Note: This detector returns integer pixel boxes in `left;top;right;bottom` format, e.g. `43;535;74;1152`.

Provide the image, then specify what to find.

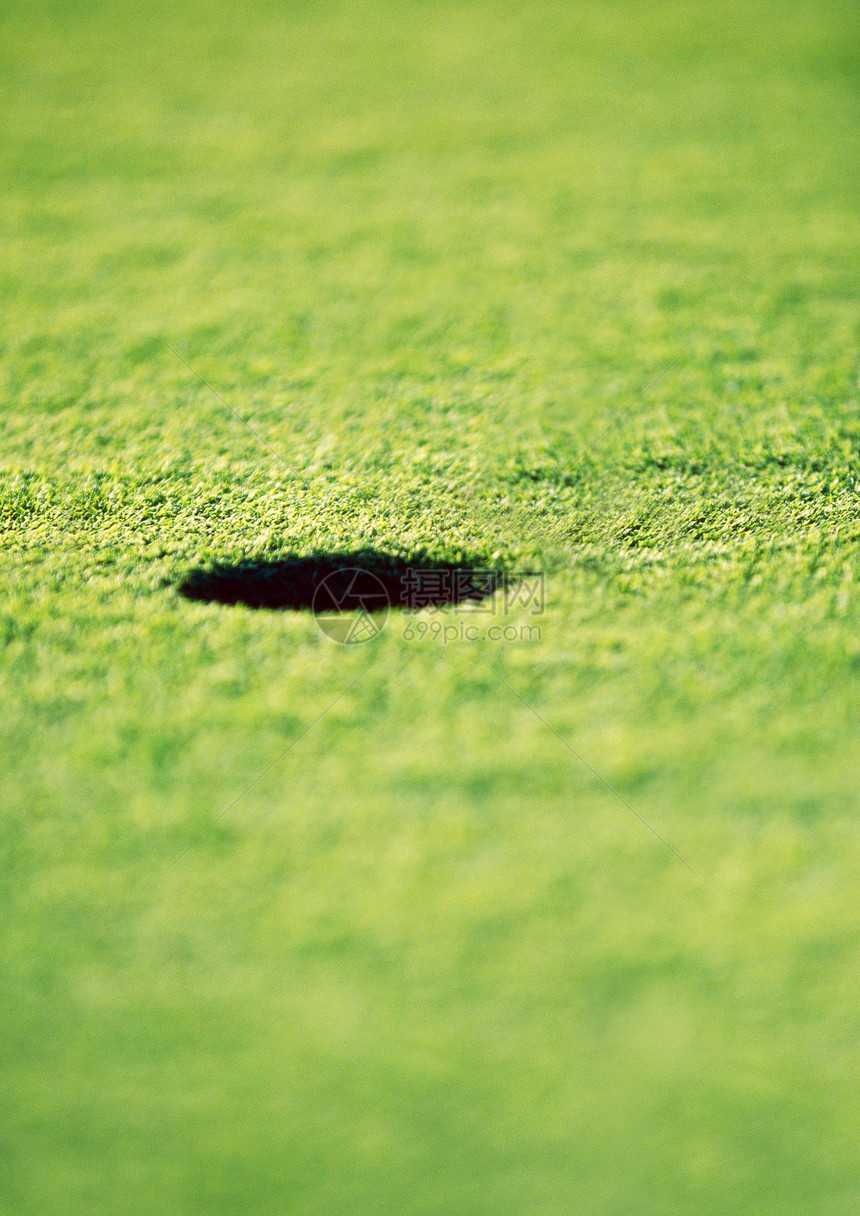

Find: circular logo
312;567;390;644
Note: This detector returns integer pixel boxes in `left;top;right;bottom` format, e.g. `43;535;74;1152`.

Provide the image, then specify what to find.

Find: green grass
2;0;860;1212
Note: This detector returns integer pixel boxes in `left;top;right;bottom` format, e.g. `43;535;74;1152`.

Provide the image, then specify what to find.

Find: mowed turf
1;1;859;1212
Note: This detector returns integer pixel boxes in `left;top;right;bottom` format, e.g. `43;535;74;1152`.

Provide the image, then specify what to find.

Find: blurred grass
1;1;860;1213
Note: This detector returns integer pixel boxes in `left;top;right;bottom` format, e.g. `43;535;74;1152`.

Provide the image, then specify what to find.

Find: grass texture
1;1;859;1212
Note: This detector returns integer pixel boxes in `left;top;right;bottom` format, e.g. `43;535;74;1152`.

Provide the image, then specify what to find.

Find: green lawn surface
1;1;859;1212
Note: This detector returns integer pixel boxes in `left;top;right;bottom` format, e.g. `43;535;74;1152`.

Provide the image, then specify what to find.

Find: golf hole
177;550;505;642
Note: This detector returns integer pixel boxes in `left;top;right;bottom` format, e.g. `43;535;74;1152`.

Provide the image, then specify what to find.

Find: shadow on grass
176;550;504;612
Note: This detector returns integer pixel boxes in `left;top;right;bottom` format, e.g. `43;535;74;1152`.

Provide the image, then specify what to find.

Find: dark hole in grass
176;550;506;612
